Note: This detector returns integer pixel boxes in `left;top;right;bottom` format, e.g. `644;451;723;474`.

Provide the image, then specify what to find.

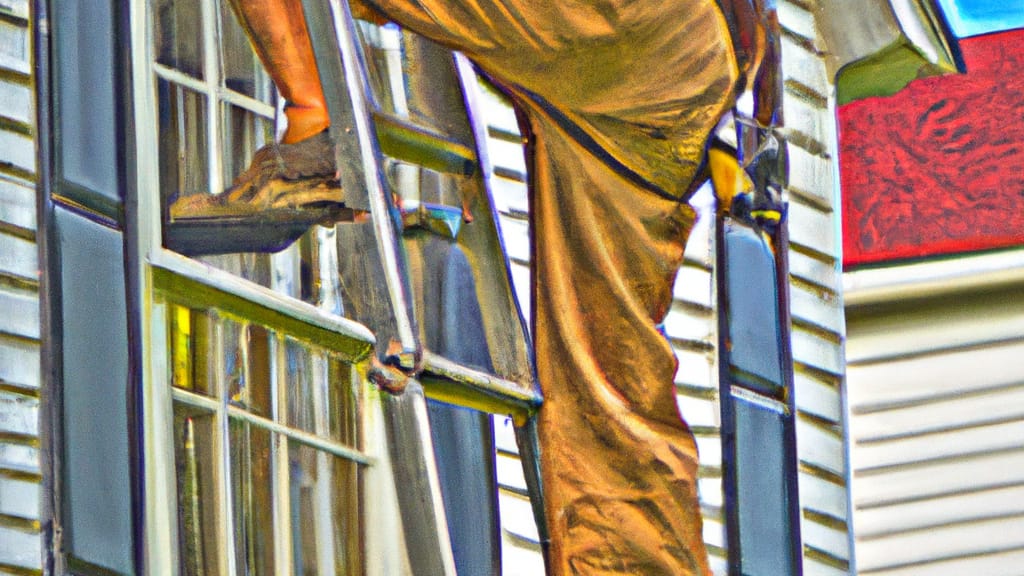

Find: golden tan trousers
364;0;741;569
360;1;739;573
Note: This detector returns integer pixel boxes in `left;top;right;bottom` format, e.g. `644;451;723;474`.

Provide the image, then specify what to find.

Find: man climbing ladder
191;0;774;573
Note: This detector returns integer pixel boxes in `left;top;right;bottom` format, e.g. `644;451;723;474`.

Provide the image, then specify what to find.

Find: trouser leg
227;0;328;143
528;115;711;576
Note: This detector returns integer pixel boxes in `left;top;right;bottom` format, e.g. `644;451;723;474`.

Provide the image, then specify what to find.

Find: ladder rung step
419;350;541;422
373;111;477;176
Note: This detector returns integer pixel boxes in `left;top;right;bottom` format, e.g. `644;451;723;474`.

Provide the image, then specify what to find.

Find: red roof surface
839;29;1024;267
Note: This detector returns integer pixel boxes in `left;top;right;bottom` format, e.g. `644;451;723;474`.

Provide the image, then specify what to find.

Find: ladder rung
418;350;541;423
373;111;478;176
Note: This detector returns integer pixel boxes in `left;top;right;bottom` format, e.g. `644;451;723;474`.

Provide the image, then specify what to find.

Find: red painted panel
839;30;1024;267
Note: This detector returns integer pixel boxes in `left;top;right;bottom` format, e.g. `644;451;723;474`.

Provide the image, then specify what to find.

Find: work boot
170;130;345;219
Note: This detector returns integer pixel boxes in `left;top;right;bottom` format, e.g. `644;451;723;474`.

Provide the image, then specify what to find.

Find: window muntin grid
161;299;367;575
144;0;370;572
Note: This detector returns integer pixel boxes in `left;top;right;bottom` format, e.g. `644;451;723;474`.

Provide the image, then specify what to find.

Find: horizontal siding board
0;524;41;570
856;484;1024;539
787;144;833;208
791;325;843;376
497;216;529;264
0;233;37;281
860;547;1024;576
673;266;713;308
498;489;539;543
783;88;829;150
778;0;818;44
0;391;36;438
0;0;29;20
0;474;38;520
845;295;1024;363
0;443;37;474
701;515;727;551
480;87;520;136
0;178;35;231
854;449;1024;508
698;476;724;508
796;417;845;476
0;291;38;340
0;129;33;175
788;249;839;292
0;18;30;76
856;514;1024;573
500;533;545;576
495;451;527;493
799;471;849;522
674;348;715;389
780;34;829;99
851;386;1024;443
803;557;850;576
0;336;37;389
694;432;722;468
790;282;842;336
788;196;836;258
801;518;850;561
0;77;31;126
794;370;842;424
663;303;713;343
675;392;719;429
488;174;528;215
848;339;1024;412
487;137;527;176
854;419;1024;471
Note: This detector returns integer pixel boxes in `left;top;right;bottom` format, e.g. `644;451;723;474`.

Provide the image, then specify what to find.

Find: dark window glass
733;396;797;576
57;207;133;574
153;0;205;78
56;0;119;200
158;80;210;207
725;222;783;396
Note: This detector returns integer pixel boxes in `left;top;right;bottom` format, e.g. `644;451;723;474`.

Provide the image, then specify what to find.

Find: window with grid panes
134;0;377;573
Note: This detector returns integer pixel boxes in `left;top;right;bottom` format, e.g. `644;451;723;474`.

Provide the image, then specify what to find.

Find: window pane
56;0;119;199
219;0;274;101
169;305;215;396
158;80;209;207
285;338;315;434
224;319;272;417
724;221;783;395
57;207;133;574
153;0;205;78
229;420;275;575
288;441;362;576
326;355;359;447
286;343;360;446
174;404;222;576
221;104;275;189
733;395;797;576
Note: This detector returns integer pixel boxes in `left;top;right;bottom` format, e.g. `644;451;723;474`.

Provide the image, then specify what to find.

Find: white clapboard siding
781;0;854;573
845;253;1024;575
0;1;42;574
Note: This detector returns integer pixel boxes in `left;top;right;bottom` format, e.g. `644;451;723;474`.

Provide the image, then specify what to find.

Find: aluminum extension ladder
297;1;548;573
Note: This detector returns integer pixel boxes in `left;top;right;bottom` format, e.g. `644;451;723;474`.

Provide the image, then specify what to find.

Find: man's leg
227;0;328;144
526;111;712;576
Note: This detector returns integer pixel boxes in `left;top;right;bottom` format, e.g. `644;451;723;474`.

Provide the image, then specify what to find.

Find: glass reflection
153;0;204;78
170;305;215;396
221;104;275;189
288;440;362;576
174;404;220;575
158;80;209;208
219;0;275;101
224;320;272;417
229;420;275;575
